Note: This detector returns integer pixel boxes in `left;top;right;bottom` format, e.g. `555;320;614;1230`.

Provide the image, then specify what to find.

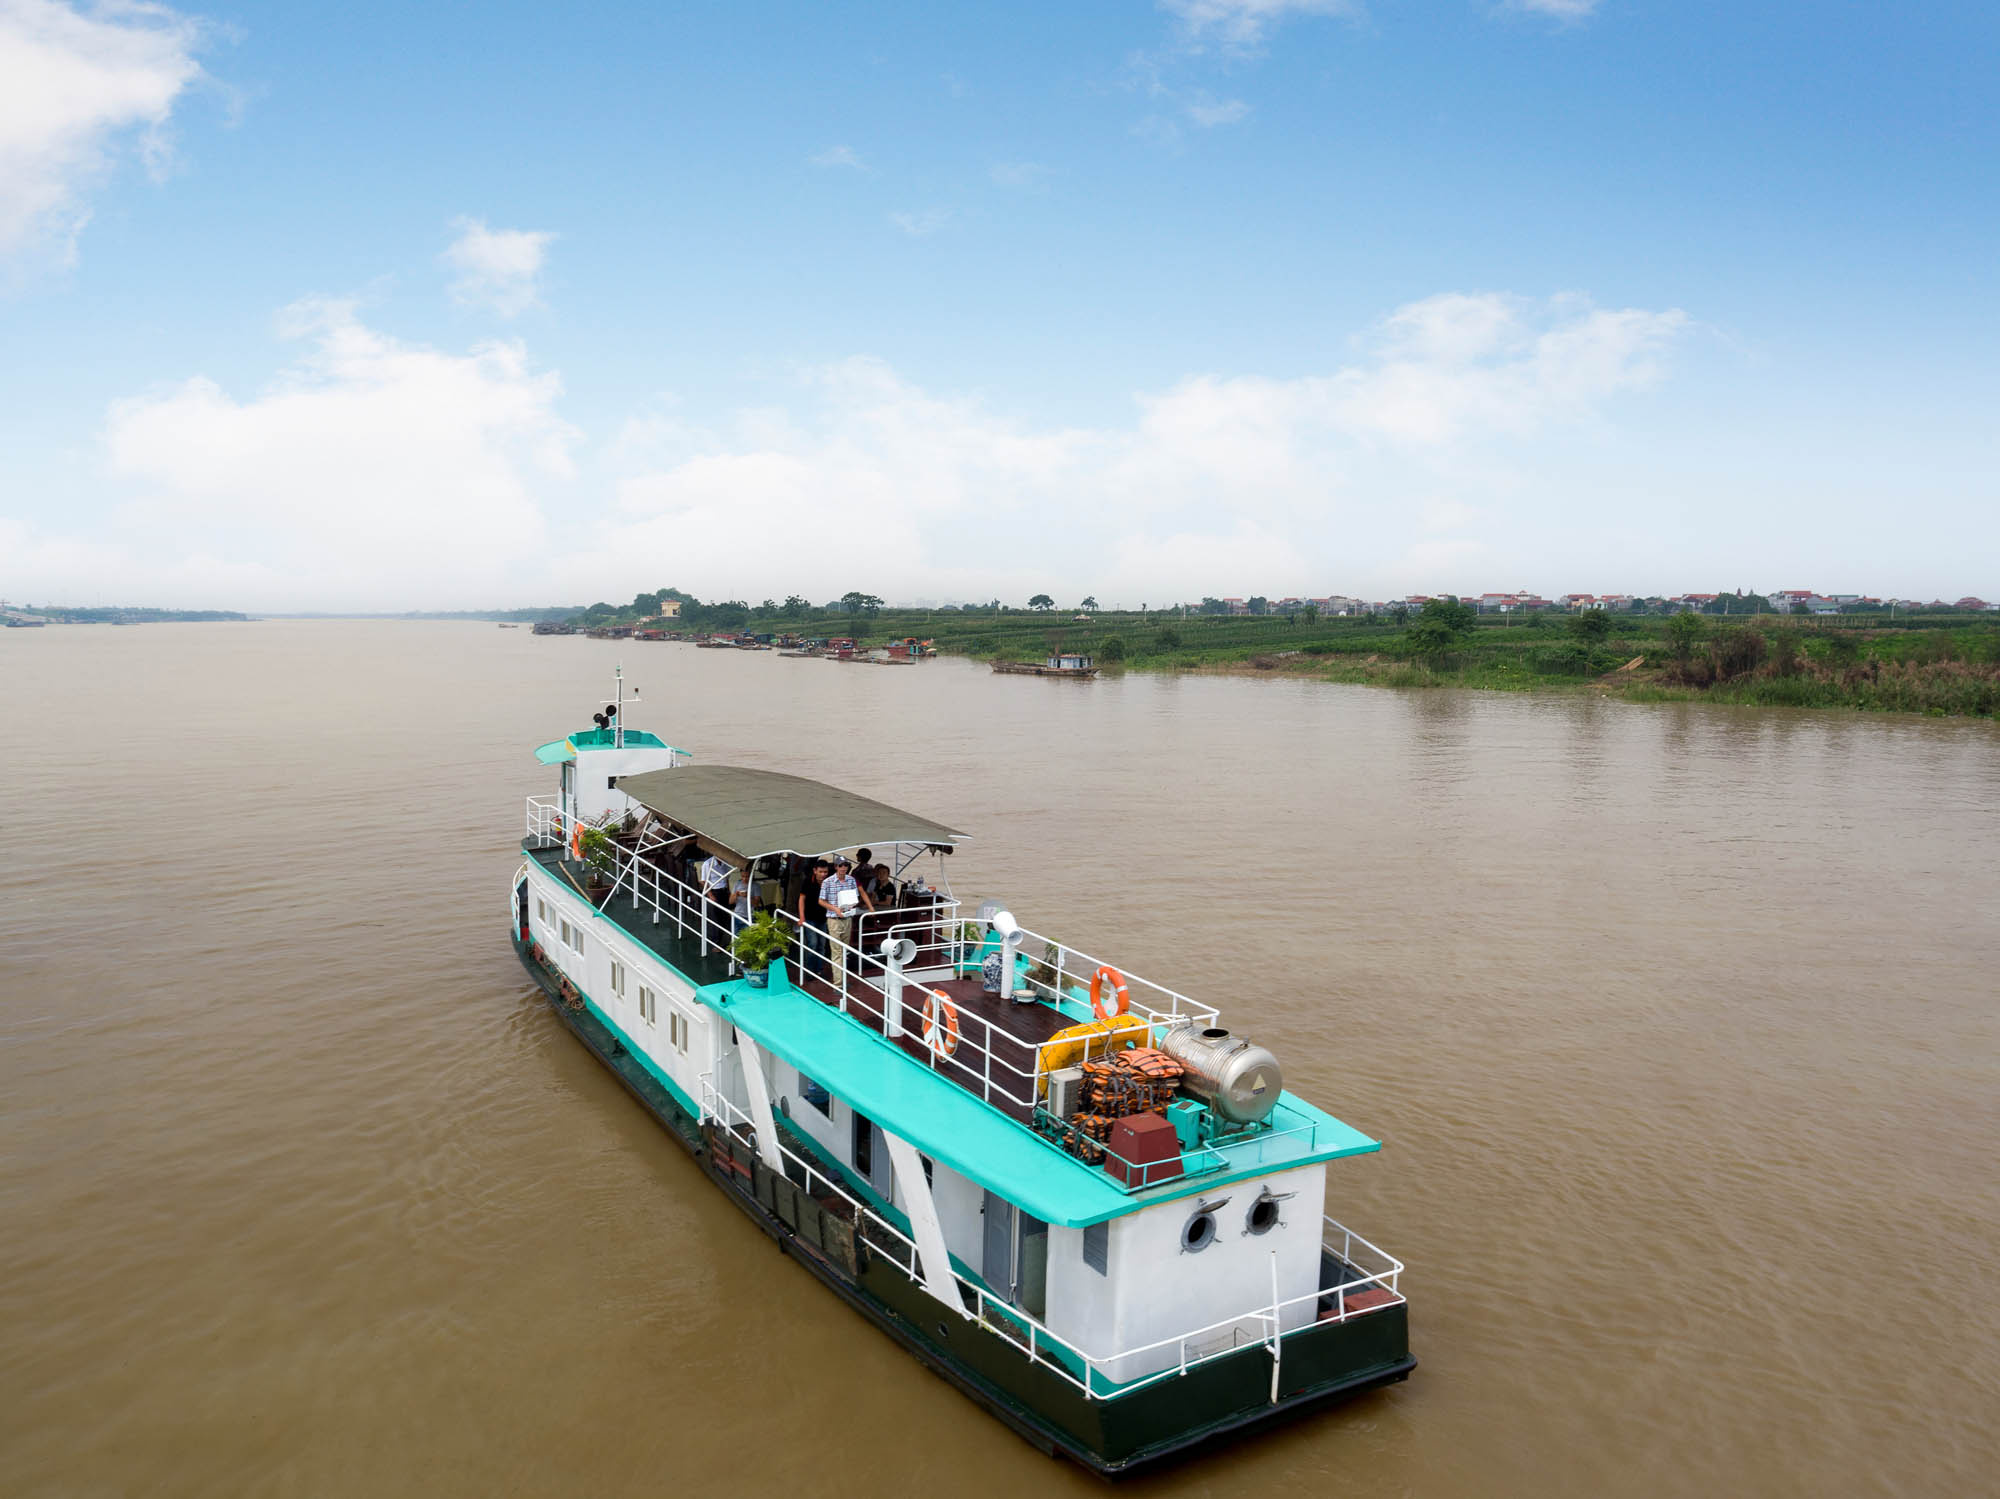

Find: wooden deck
792;971;1074;1121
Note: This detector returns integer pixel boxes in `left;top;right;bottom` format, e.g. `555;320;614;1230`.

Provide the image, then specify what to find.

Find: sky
1;0;1995;612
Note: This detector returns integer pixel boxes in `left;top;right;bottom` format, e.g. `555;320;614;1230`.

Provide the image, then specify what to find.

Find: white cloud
1510;0;1599;17
590;294;1686;602
86;299;576;609
15;289;1685;609
809;144;863;168
889;208;951;236
442;217;554;316
0;0;206;266
1186;94;1251;127
1161;0;1355;52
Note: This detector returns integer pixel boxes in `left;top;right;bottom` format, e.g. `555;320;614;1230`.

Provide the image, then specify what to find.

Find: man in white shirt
818;855;873;977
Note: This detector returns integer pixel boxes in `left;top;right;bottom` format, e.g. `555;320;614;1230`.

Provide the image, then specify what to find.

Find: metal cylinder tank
1156;1022;1283;1125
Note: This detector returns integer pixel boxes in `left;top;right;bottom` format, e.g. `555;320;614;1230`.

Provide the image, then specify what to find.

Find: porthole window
1181;1211;1218;1254
1246;1196;1281;1235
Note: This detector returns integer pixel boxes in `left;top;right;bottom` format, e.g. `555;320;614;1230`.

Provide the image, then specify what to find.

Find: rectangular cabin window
1082;1220;1108;1276
637;985;656;1027
559;919;573;951
536;897;547;924
852;1113;873;1181
798;1073;832;1116
610;960;626;998
668;1009;688;1053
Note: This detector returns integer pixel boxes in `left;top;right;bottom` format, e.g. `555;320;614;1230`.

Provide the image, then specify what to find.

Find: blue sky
2;0;1994;610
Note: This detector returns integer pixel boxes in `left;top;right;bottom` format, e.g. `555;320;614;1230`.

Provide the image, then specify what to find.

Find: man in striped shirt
818;855;874;977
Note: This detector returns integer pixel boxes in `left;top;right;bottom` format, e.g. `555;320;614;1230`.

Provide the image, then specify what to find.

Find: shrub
1570;609;1612;644
1155;627;1182;650
1098;636;1126;660
1711;625;1768;680
1767;625;1802;678
1666;610;1707;664
1530;641;1603;676
731;912;793;971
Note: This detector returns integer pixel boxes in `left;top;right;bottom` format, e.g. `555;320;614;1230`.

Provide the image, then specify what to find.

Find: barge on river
509;681;1412;1475
992;652;1098;678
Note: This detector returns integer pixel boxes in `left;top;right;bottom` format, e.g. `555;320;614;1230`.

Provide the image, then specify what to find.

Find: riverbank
545;597;2000;719
898;609;2000;719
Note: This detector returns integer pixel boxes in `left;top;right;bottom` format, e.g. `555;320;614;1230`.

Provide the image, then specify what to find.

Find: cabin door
981;1194;1048;1314
982;1191;1017;1303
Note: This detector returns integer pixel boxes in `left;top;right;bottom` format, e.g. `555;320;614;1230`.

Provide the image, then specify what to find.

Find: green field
865;608;2000;717
575;595;2000;719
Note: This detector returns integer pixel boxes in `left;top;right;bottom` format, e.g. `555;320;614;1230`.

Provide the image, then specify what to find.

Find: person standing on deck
795;857;832;981
819;856;873;977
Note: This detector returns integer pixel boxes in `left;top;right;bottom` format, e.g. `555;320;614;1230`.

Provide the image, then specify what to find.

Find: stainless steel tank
1156;1022;1283;1125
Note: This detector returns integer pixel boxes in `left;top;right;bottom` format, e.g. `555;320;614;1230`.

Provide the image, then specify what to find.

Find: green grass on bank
845;608;2000;718
586;602;2000;719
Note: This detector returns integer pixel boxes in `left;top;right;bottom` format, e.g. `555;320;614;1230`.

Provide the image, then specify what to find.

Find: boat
508;674;1413;1475
993;652;1098;679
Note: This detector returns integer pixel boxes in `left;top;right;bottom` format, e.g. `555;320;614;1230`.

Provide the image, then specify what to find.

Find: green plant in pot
731;912;792;988
578;825;619;891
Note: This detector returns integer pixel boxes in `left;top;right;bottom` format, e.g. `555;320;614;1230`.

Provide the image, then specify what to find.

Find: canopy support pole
736;1035;785;1174
883;1129;962;1312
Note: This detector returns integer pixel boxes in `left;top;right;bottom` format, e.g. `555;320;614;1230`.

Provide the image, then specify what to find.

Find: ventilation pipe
880;936;918;1040
991;909;1029;1005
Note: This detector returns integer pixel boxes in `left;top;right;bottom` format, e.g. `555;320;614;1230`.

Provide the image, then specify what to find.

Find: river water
2;621;1994;1497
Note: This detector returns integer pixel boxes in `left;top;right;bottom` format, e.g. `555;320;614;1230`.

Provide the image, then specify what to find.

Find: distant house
1955;597;1994;612
644;600;682;621
1222;597;1249;615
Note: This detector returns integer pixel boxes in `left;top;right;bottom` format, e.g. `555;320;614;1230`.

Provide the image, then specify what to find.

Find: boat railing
964;918;1222;1035
529;799;1307;1189
527;796;1217;1041
696;1075;1404;1399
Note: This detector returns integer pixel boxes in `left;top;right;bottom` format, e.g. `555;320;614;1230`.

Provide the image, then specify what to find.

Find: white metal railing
983;920;1221;1034
695;1076;1403;1401
526;795;1327;1192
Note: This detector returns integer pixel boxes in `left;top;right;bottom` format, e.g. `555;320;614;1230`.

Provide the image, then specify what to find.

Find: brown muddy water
2;621;1995;1498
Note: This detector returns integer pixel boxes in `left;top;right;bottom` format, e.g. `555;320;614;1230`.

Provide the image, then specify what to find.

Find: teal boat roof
702;972;1380;1229
534;728;683;763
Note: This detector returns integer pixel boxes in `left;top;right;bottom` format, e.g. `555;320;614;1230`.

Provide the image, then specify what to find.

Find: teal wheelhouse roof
703;973;1379;1229
534;728;681;763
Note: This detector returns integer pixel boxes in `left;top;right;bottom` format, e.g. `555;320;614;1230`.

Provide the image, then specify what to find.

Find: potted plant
731;912;793;988
579;825;619;896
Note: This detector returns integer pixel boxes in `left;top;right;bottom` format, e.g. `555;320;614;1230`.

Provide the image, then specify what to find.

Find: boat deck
525;843;737;987
527;838;1075;1118
791;970;1075;1121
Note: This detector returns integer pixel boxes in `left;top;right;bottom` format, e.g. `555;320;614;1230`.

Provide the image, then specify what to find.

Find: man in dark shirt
795;856;832;981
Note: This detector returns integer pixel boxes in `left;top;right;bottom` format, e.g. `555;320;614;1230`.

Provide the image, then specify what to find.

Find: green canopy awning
614;764;966;861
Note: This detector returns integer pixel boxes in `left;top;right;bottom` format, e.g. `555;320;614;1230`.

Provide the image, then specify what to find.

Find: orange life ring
1090;965;1131;1022
921;990;961;1058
